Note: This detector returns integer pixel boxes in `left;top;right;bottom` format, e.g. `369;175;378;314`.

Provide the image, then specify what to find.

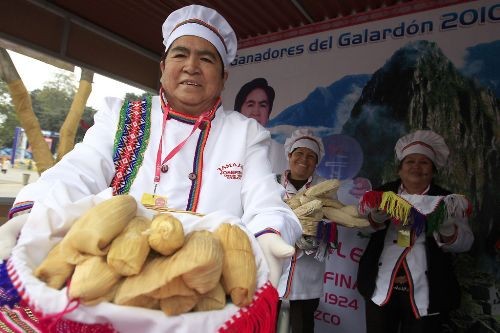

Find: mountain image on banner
341;39;499;240
267;74;370;130
460;40;500;98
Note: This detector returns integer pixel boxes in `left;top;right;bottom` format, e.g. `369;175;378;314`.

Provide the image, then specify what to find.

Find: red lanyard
153;93;216;193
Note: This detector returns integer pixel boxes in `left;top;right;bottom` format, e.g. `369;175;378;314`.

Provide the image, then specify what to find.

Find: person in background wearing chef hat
275;128;327;333
357;129;474;333
0;4;302;329
234;78;288;174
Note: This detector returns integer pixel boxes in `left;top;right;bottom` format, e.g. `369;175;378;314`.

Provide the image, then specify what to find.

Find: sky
7;50;146;110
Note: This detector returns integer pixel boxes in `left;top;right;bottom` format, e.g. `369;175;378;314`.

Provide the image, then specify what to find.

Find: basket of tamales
6;188;276;333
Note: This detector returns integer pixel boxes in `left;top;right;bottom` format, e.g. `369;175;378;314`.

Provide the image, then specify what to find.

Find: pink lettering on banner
328;241;365;263
314;310;341;326
323;272;357;290
323;292;360;310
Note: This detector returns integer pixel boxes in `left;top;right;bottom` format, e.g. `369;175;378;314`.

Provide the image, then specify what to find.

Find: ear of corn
194;283;226;311
298;194;317;205
304;179;340;197
34;242;75;290
69;256;122;304
323;207;369;228
168;231;223;294
318;197;344;209
285;195;302;209
339;205;360;217
148;213;184;256
61;195;137;265
107;216;151;276
160;295;199;316
214;223;256;307
293;199;323;217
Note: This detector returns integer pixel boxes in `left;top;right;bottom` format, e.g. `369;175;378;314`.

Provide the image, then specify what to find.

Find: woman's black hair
234;78;275;113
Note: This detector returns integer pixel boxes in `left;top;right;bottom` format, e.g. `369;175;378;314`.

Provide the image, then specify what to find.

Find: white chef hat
162;5;237;68
284;129;325;163
395;130;449;168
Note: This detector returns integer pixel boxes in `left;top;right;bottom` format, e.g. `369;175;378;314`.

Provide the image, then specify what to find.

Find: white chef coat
277;171;327;300
14;96;301;246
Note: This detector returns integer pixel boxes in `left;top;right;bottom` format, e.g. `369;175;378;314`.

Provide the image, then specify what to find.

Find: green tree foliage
29;73;96;143
0;80;19;147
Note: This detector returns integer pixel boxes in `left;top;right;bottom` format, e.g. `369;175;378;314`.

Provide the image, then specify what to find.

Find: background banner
223;1;500;332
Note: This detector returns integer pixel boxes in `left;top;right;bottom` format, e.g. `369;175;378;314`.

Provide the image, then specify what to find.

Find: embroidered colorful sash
110;96;151;195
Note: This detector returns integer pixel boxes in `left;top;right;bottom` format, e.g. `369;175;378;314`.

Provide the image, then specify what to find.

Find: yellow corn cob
160;295;199;316
34;242;75;290
194;283;226;312
61;195;137;265
293;199;323;217
304;179;341;197
167;230;223;294
107;216;151;276
214;223;257;307
323;207;369;228
148;213;185;256
69;256;122;305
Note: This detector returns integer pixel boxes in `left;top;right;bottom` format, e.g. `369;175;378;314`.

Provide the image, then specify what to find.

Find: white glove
439;219;456;237
257;233;295;288
0;214;29;261
369;209;390;223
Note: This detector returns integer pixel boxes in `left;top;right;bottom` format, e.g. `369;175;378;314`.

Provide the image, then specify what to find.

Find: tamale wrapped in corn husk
69;256;122;305
61;195;137;265
114;256;173;306
147;213;184;256
193;283;226;312
214;223;256;307
34;242;75;289
146;276;197;299
167;230;223;294
107;216;151;276
160;295;199;316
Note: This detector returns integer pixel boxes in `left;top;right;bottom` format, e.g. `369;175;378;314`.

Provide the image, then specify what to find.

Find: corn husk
147;213;184;256
107;216;151;276
194;283;226;312
318;197;344;209
167;230;223;294
340;205;360;217
69;256;122;304
61;195;137;265
160;295;199;316
285;195;302;209
146;276;197;299
114;255;173;306
299;216;322;236
34;242;75;289
304;179;341;197
323;206;369;228
214;224;256;307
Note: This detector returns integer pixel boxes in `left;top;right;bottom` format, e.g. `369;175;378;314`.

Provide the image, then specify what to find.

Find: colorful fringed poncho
359;191;472;236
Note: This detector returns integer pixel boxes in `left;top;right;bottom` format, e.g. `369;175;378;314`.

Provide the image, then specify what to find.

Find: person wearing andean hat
275;128;327;333
234;78;288;174
357;130;474;333
0;4;301;330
